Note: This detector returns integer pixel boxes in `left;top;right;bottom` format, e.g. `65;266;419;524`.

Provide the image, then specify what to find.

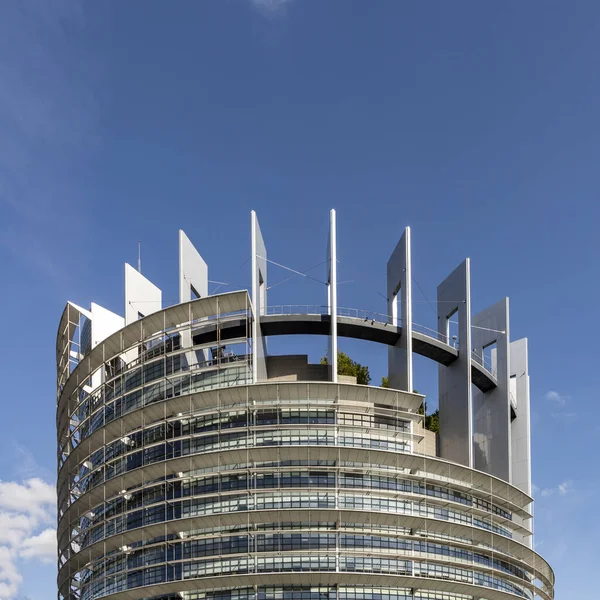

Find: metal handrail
471;351;497;379
264;305;499;380
265;304;328;316
412;322;449;345
337;306;391;323
265;305;450;345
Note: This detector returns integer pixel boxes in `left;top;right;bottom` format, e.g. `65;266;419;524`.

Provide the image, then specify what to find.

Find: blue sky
0;0;598;597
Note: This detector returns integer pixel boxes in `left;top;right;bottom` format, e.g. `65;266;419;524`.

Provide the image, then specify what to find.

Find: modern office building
56;212;554;600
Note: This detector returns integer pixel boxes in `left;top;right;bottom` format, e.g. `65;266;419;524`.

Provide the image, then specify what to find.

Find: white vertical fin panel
178;230;208;303
437;259;473;468
90;303;124;389
178;230;209;368
251;211;268;382
386;226;413;391
510;337;532;548
124;263;162;326
472;298;511;482
510;338;532;495
90;303;124;349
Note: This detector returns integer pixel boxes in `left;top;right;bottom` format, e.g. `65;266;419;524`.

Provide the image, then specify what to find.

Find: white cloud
20;529;57;563
0;547;21;600
0;478;56;519
545;390;569;405
551;411;577;419
0;513;38;547
0;479;56;599
558;481;570;495
540;480;572;498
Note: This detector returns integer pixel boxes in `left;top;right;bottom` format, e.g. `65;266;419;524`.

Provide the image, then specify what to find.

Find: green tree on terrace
320;351;371;385
425;409;440;433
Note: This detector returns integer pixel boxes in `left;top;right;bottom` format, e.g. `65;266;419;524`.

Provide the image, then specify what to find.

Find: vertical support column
437;259;472;467
251;211;268;383
178;230;209;367
327;209;338;382
472;298;511;482
510;338;531;495
386;226;413;391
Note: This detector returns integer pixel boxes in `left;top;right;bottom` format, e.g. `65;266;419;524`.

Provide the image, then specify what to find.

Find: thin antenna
138;240;141;273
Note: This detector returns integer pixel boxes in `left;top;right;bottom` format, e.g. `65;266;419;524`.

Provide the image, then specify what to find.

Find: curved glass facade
56;295;554;600
73;464;515;552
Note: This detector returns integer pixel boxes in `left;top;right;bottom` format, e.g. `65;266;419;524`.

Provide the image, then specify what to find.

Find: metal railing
471;351;497;379
412;322;449;345
337;306;391;323
264;305;498;380
265;304;328;316
265;305;449;345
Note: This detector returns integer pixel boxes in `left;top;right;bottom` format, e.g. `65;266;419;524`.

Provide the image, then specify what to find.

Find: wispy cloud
551;411;577;419
539;480;572;498
0;478;56;599
545;390;569;405
558;481;571;495
12;444;53;481
250;0;295;17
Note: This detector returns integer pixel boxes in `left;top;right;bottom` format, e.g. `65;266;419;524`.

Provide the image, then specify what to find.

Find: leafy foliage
320;351;371;385
425;409;440;433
